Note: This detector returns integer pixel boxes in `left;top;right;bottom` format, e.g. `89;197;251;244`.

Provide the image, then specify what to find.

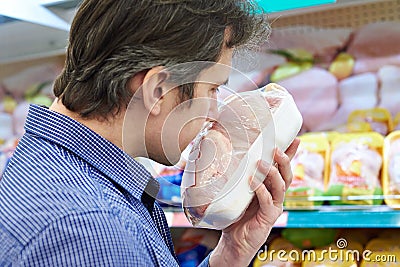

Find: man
0;0;299;266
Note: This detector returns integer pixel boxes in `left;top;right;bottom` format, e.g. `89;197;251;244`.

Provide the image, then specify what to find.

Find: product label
335;161;367;188
337;176;368;189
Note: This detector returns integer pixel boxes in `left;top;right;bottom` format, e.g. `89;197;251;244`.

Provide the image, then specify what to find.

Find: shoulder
7;132;93;183
0;133;106;247
17;211;154;266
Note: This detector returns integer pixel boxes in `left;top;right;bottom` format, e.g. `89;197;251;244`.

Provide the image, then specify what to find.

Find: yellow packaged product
346;121;372;133
325;132;384;205
253;238;302;267
365;239;400;252
382;131;400;208
348;108;393;135
270;238;302;264
394;113;400;131
301;249;357;267
362;238;400;266
360;251;400;267
302;132;339;144
285;134;329;207
253;255;300;267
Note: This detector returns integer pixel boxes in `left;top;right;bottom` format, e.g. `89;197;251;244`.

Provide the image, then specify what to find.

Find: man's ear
140;66;169;116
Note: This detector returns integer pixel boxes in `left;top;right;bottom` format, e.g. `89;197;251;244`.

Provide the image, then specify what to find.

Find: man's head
53;0;269;164
54;0;268;118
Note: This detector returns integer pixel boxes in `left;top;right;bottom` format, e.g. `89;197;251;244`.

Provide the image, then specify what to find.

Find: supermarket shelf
284;208;400;229
267;0;400;29
267;0;389;19
164;207;400;229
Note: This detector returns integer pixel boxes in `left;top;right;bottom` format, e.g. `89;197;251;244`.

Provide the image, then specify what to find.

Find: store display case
1;0;400;266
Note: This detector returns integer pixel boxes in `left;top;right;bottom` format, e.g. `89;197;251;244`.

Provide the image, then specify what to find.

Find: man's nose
206;98;219;122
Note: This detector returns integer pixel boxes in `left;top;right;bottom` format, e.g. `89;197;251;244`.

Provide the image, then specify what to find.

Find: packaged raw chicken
277;67;338;132
267;26;352;63
347;108;393;136
285;134;329;208
327;72;378;131
343;121;372;133
382;131;400;208
181;83;303;230
326;133;384;205
347;21;400;59
378;65;400;117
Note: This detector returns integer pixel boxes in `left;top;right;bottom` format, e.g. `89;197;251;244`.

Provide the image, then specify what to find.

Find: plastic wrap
285;134;328;207
388;139;400;193
383;131;400;208
330;143;381;188
347;108;392;135
326;133;384;205
181;83;303;230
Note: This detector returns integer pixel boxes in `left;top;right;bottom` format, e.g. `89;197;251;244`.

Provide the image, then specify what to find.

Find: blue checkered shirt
0;105;211;266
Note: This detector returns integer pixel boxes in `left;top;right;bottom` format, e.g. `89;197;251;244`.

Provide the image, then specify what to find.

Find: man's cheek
179;118;205;151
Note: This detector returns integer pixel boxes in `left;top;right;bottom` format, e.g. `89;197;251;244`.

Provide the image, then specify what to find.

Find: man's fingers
254;138;300;203
285;138;300;160
254;181;273;217
274;148;293;191
250;161;270;191
272;138;300;190
257;161;286;205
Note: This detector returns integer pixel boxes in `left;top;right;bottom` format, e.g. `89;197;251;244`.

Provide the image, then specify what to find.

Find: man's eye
211;87;220;94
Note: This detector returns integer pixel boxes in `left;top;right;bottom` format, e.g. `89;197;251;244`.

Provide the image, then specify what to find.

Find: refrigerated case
1;0;400;266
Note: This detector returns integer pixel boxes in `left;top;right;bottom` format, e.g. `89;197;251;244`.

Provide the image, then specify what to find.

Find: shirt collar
24;104;159;201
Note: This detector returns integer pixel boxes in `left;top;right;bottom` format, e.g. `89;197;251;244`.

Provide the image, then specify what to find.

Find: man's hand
209;138;300;267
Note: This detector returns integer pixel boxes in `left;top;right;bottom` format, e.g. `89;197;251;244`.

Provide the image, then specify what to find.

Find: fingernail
277;148;284;157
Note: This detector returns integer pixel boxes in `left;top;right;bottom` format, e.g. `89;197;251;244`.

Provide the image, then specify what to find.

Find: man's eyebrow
205;78;229;86
220;79;229;86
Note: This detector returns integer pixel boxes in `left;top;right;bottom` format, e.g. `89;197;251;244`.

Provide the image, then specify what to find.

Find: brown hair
54;0;269;120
